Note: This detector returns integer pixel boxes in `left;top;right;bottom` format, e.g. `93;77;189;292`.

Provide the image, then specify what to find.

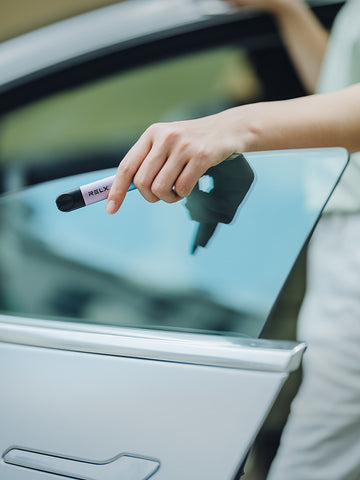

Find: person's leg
267;214;360;480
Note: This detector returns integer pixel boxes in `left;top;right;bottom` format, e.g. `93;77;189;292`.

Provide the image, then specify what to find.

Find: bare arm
234;84;360;152
224;0;330;93
106;83;360;214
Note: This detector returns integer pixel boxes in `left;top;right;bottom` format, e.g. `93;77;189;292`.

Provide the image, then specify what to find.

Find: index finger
106;132;153;214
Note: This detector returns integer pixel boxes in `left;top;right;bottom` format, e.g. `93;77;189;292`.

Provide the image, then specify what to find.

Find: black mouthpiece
56;189;85;212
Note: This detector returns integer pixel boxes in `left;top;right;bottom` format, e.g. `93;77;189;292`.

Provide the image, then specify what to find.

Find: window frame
0;1;343;116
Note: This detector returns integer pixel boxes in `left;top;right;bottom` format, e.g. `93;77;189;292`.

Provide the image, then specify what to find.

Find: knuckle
175;180;191;198
152;177;177;199
133;175;149;191
195;145;212;164
158;125;181;147
177;139;191;154
118;161;133;177
151;182;167;198
146;122;161;135
165;127;180;142
138;187;159;204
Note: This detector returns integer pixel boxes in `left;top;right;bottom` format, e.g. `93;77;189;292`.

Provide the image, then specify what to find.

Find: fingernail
106;200;117;214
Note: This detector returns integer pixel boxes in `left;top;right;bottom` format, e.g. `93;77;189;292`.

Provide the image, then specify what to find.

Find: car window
0;41;348;337
0;149;348;337
0;45;262;191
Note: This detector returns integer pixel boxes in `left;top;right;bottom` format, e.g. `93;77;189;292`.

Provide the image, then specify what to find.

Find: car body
0;1;346;479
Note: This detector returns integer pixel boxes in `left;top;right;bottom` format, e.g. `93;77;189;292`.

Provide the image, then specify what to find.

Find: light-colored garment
317;0;360;213
267;214;360;480
267;2;360;479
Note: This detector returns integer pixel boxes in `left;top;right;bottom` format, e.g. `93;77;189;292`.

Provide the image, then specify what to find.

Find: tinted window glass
0;149;348;337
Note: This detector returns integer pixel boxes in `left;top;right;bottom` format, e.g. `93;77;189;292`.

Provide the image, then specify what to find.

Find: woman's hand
106;112;245;214
106;82;360;215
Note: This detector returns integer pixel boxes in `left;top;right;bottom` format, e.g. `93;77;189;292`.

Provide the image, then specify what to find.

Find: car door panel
0;322;302;480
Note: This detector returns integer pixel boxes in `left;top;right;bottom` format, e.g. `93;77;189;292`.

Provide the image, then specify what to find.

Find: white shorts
267;213;360;480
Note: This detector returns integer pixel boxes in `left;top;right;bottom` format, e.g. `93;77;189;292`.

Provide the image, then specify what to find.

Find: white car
0;1;346;479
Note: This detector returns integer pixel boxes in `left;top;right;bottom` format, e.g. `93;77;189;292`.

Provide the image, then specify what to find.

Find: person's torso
316;0;360;213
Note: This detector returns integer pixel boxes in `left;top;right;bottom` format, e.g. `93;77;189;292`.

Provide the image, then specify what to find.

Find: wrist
215;104;263;154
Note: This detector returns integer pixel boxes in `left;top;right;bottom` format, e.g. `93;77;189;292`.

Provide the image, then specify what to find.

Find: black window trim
0;1;342;116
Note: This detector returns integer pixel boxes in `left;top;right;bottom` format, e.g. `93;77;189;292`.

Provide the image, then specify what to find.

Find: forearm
225;83;360;153
107;84;360;213
269;0;329;93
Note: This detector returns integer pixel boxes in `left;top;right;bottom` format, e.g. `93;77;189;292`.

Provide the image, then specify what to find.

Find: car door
0;2;348;479
0;322;303;480
0;146;348;480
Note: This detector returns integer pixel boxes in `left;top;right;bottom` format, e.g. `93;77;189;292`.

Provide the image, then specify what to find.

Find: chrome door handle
3;448;160;480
